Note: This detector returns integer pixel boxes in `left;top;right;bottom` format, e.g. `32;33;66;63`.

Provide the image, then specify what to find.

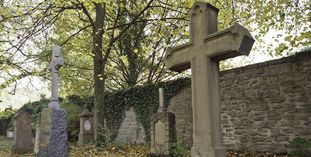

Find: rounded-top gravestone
11;110;33;154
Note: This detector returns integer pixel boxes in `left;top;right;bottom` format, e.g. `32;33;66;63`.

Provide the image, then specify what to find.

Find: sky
0;76;49;110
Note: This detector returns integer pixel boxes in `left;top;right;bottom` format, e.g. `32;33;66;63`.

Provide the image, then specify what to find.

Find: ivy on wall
11;77;190;143
103;77;191;143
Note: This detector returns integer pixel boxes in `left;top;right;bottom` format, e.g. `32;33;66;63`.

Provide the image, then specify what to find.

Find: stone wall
220;52;311;152
167;86;192;148
167;52;311;152
115;107;145;144
116;52;311;152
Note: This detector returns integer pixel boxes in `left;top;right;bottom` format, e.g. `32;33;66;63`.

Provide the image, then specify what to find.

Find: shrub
289;137;311;157
0;107;15;135
21;95;49;135
61;100;83;142
170;138;190;157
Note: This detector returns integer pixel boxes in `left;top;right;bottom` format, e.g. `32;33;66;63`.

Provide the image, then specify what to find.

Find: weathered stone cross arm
165;23;255;72
48;45;64;109
48;46;64;72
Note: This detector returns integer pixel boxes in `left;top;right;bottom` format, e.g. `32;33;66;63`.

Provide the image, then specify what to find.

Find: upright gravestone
165;2;254;157
36;45;68;157
11;110;33;154
34;113;41;154
150;88;176;156
78;109;94;145
6;127;13;139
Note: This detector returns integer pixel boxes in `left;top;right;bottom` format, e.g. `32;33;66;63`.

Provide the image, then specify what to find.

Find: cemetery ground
0;135;301;157
0;136;149;157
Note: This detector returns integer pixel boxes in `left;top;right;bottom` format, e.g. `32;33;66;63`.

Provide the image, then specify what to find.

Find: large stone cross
48;45;64;109
165;2;254;157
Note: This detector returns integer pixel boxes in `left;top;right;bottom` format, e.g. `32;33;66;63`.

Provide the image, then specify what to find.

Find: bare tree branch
78;0;95;28
61;24;92;46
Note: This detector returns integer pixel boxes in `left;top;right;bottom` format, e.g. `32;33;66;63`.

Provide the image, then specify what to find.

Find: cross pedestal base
36;108;68;157
48;101;60;109
191;145;226;157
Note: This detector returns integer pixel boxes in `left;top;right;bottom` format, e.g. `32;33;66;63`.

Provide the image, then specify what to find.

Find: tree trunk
92;3;105;143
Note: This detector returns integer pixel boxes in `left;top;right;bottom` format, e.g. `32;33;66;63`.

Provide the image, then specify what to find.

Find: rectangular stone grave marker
155;121;166;144
11;110;33;154
36;45;68;157
165;2;255;157
150;113;175;156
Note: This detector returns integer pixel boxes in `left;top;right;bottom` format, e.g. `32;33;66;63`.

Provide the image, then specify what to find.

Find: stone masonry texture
167;86;192;148
116;107;145;144
117;52;311;153
167;52;311;152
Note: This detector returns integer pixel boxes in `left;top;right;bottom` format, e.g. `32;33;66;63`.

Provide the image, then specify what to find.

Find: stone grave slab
11;110;33;154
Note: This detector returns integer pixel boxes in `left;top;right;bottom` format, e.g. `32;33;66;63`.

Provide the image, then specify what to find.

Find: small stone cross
48;45;64;109
165;2;254;157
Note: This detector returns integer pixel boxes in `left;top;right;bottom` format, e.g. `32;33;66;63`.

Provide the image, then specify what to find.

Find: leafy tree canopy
0;0;310;95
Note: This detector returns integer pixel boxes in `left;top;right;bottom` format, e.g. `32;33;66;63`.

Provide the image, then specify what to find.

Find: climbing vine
103;77;191;143
16;78;190;143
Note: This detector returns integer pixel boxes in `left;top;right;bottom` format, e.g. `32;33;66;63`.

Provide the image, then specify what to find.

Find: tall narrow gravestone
78;110;94;145
150;88;176;156
165;2;254;157
36;45;68;157
11;110;33;154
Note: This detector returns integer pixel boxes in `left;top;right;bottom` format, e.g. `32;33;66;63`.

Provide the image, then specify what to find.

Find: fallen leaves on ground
69;144;149;157
0;136;295;157
227;150;291;157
